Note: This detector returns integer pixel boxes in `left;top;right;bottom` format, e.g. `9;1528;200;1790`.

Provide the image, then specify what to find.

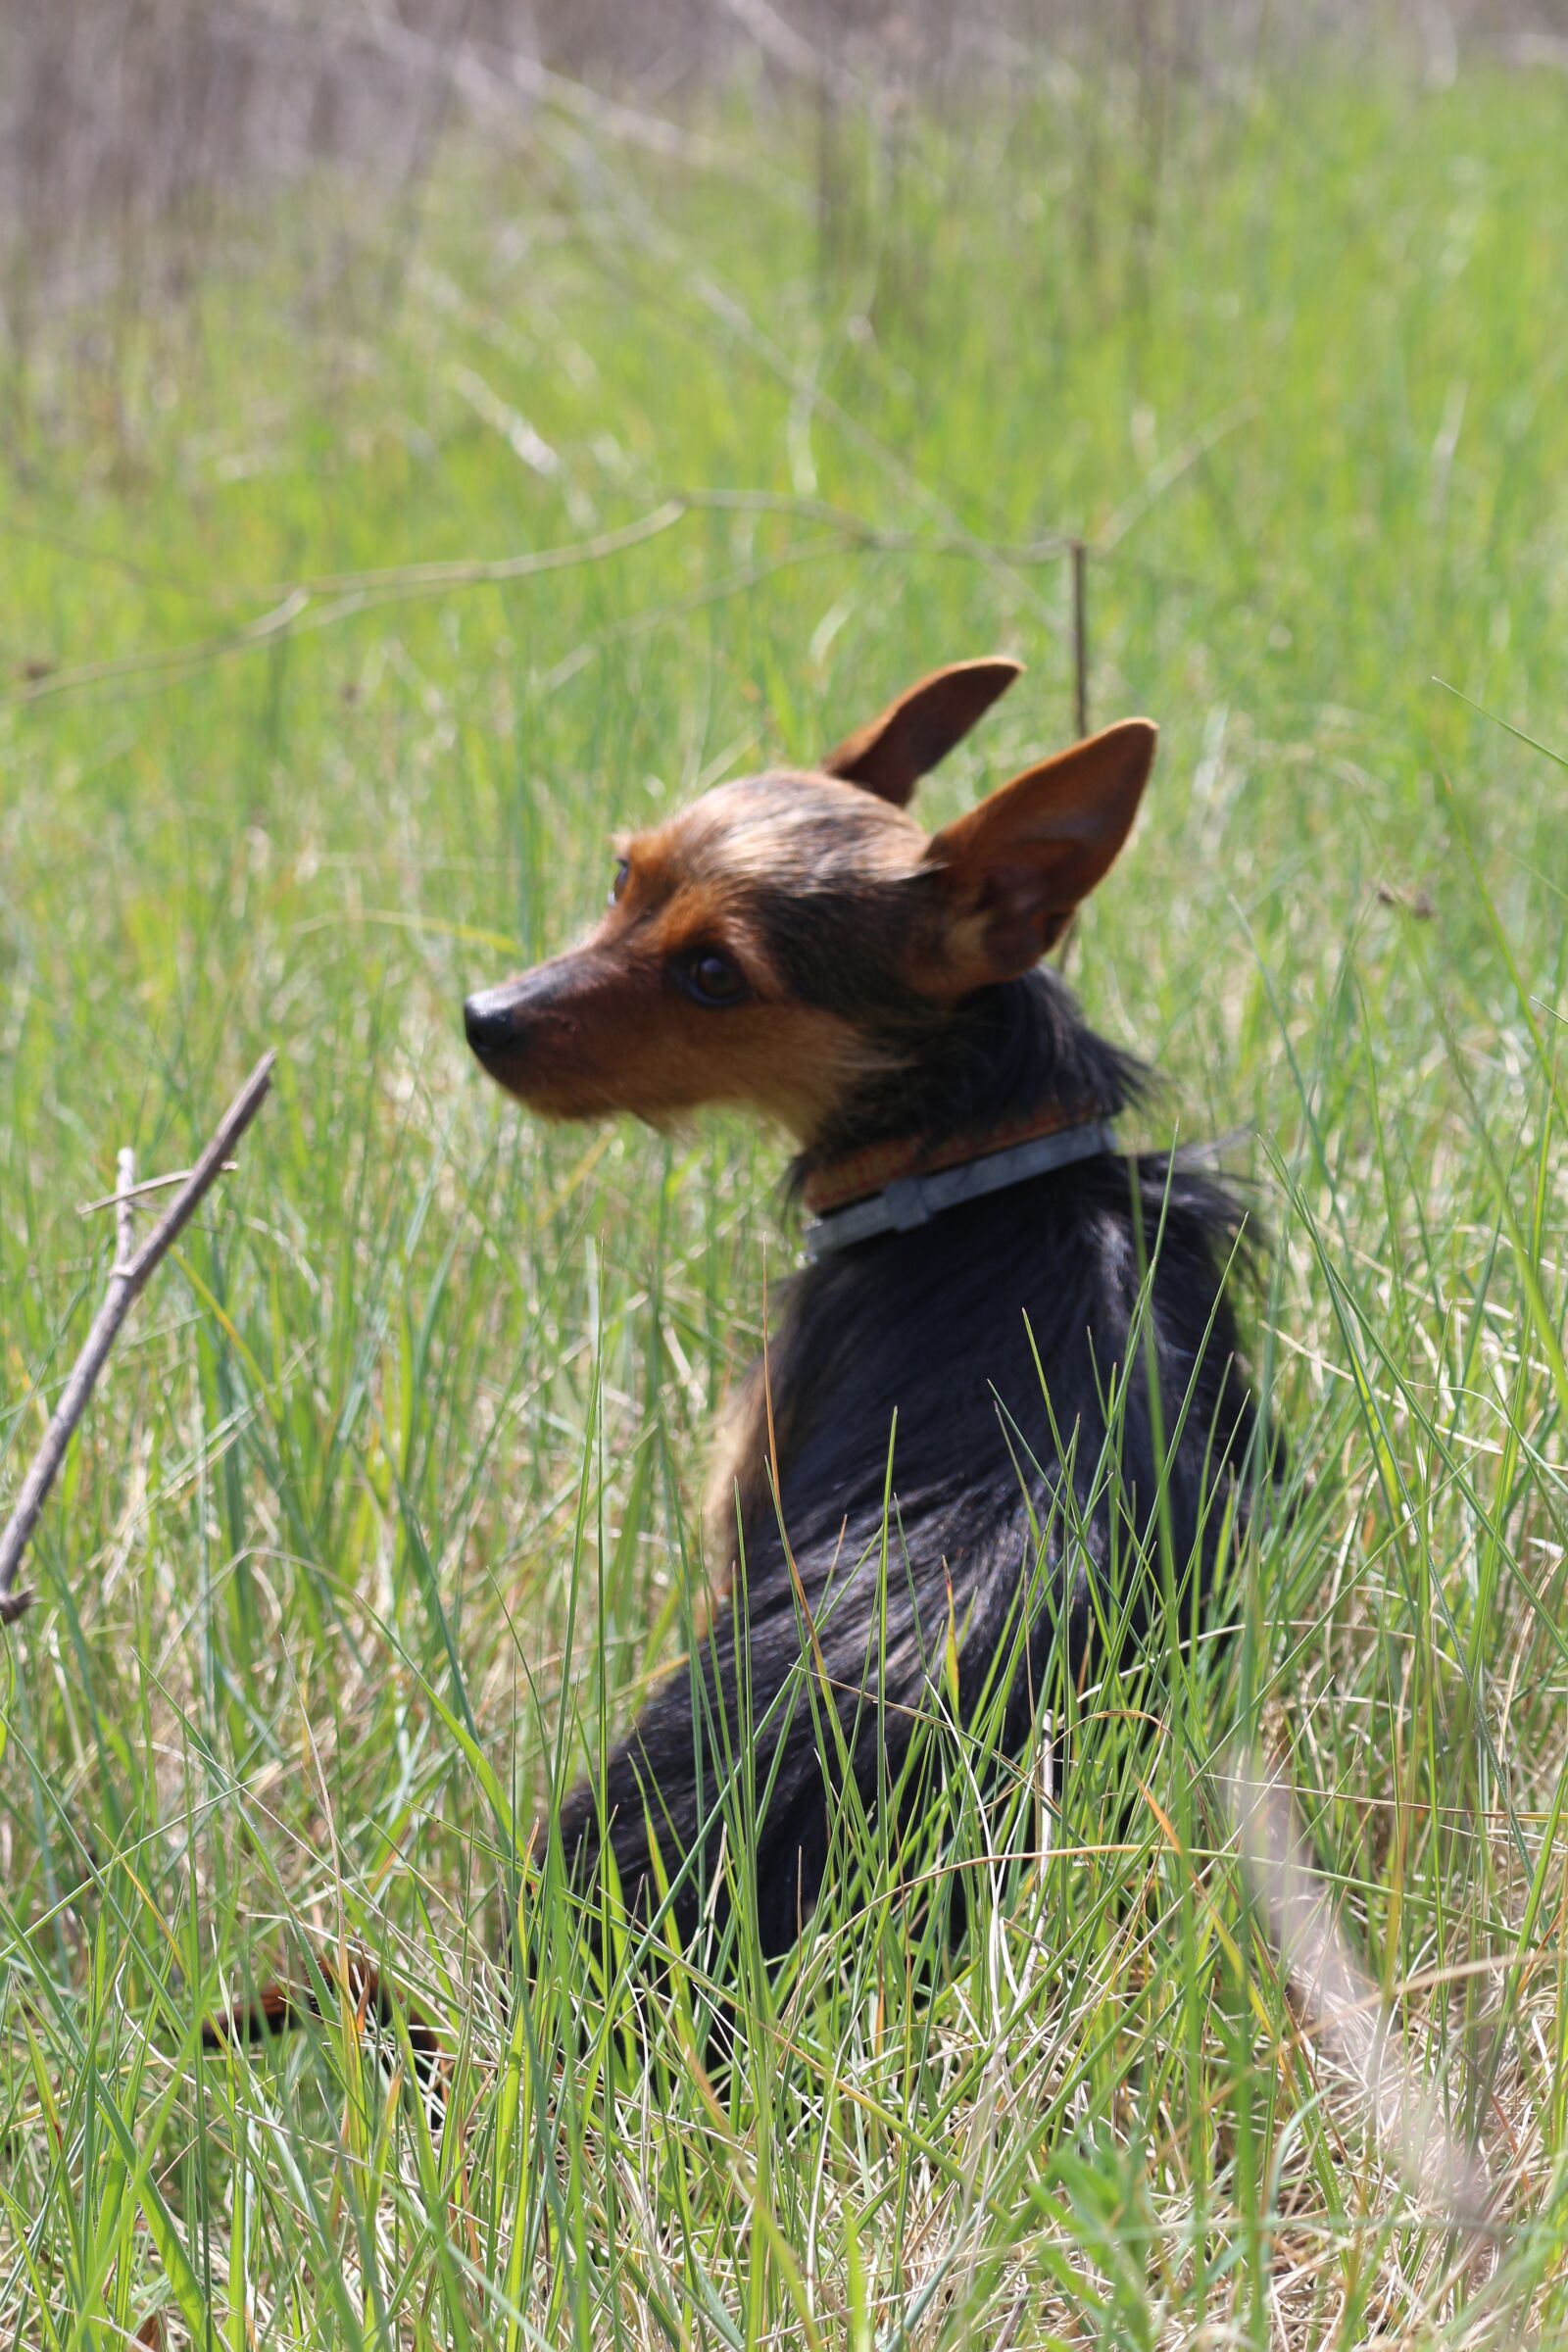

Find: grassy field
2;51;1567;2350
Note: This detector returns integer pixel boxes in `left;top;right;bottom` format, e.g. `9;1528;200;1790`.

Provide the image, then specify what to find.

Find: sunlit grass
2;55;1566;2349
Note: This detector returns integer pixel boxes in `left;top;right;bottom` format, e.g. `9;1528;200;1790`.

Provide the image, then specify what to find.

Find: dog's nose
464;990;521;1058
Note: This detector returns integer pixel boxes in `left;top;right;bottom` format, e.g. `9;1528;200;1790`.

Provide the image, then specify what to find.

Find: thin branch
3;506;687;708
1;495;1094;716
78;1162;237;1217
1070;539;1090;738
113;1148;136;1277
78;1156;237;1213
671;486;1077;560
6;590;309;709
1227;1746;1496;2255
0;1053;275;1625
262;498;688;602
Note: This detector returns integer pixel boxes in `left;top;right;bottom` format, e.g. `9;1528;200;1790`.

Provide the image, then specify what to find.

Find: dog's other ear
821;657;1023;807
920;718;1156;993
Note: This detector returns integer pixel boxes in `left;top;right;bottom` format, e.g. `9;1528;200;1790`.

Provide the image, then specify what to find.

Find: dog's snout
464;989;523;1058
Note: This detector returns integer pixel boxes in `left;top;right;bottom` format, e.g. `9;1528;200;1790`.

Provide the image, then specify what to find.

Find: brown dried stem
0;1052;275;1625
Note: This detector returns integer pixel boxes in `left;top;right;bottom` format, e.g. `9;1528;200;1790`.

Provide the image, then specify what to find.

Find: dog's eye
675;948;749;1007
610;857;630;905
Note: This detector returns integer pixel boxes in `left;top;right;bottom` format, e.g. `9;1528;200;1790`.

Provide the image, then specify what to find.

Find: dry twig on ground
0;1052;275;1625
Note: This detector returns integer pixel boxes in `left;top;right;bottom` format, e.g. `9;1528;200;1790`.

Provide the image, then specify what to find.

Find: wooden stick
0;1052;275;1624
78;1162;236;1218
114;1147;136;1278
1070;539;1090;740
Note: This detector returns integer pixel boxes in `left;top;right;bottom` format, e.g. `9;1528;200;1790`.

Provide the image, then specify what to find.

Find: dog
204;656;1267;2080
463;656;1266;1960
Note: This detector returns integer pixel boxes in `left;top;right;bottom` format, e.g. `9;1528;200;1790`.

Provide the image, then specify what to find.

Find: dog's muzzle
463;988;525;1061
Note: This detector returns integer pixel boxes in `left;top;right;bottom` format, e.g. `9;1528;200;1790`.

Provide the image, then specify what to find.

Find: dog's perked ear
820;656;1023;807
919;717;1156;994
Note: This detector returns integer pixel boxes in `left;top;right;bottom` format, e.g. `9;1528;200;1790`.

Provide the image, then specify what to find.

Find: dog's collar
801;1103;1117;1260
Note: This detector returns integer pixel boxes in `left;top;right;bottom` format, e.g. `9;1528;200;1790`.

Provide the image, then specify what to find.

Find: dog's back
466;662;1269;1955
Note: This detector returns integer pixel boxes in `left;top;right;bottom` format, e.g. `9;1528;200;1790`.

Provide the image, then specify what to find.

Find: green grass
3;52;1568;2349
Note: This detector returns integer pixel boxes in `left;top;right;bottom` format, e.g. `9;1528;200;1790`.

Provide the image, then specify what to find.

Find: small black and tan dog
207;657;1266;2080
465;656;1264;1959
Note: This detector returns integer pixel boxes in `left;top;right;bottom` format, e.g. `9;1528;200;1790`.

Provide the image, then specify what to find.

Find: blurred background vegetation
4;1;1568;345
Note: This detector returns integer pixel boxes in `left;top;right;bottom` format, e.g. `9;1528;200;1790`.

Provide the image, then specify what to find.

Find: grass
2;48;1567;2349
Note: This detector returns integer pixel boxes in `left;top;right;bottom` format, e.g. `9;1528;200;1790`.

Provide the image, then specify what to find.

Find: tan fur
480;958;891;1135
700;1334;828;1608
471;714;1155;1142
481;800;915;1138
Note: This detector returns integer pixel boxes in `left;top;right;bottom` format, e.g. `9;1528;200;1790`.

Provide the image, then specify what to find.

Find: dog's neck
802;1097;1113;1222
789;967;1145;1204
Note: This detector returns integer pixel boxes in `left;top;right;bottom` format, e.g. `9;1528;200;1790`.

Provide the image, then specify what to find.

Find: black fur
557;967;1266;1957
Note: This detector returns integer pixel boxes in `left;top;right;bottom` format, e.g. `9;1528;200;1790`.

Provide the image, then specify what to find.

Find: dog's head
464;659;1155;1146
